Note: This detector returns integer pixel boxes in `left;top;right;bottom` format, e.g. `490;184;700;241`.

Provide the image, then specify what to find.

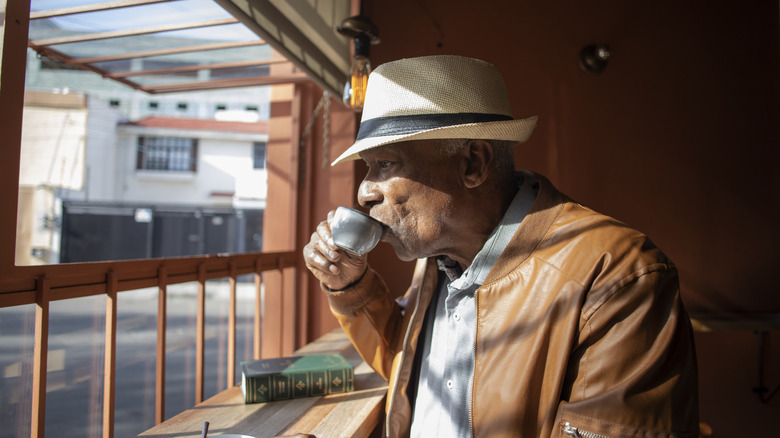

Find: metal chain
299;91;331;169
321;92;330;169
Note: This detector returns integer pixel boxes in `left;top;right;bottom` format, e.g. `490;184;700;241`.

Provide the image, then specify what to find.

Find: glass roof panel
39;23;261;59
91;44;273;73
27;0;305;94
30;0;232;34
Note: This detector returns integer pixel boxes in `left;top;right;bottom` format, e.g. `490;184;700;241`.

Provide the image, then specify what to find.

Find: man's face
358;140;465;261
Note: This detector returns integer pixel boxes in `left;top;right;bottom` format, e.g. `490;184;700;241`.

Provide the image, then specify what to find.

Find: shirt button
453;312;461;321
446;380;454;389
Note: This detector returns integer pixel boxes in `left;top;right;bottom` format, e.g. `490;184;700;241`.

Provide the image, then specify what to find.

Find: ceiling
27;0;351;95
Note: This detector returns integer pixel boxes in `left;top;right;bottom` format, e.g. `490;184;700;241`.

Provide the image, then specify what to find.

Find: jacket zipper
469;290;479;437
386;260;428;437
562;422;610;438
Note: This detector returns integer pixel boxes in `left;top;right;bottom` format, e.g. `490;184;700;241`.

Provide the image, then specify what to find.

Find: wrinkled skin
304;139;511;291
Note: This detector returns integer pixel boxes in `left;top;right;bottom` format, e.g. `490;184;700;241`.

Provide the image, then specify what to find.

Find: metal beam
112;58;287;78
70;40;266;65
30;17;239;46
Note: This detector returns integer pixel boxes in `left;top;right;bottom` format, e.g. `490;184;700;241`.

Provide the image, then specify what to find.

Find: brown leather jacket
325;172;699;438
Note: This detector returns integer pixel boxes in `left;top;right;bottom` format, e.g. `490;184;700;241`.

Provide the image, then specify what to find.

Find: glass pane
16;20;271;265
0;304;36;438
30;0;233;38
19;0;273;266
115;287;159;436
45;295;106;438
164;282;198;418
37;23;262;59
202;277;258;399
235;277;259;381
204;279;226;400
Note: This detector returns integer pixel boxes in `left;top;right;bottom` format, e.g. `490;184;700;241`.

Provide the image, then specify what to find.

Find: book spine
243;367;355;403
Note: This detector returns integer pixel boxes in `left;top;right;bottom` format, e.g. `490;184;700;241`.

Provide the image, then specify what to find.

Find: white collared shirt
410;173;538;438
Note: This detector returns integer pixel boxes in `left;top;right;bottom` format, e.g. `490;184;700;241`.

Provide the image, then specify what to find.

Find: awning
27;0;351;96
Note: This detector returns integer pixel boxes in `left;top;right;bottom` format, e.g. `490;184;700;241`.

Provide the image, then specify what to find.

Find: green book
240;352;355;403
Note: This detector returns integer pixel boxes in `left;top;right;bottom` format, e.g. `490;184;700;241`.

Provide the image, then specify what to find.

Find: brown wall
364;0;779;314
313;0;778;436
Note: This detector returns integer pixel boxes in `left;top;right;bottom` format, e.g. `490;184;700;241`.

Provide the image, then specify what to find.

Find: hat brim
331;116;538;165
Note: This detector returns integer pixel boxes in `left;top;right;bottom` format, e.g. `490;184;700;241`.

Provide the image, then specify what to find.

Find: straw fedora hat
332;55;538;165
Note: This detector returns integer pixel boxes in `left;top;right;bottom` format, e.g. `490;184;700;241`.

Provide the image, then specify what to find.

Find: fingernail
329;250;339;259
329;264;339;274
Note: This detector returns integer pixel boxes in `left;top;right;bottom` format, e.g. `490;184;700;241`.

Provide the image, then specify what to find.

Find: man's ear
461;139;493;188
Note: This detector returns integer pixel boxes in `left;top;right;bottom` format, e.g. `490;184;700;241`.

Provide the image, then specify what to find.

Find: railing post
196;264;206;403
103;271;118;438
254;259;262;360
227;262;237;388
281;261;295;356
261;257;284;358
32;275;49;438
155;266;167;424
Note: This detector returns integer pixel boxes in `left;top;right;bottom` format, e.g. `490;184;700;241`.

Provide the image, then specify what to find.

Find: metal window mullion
32;275;49;438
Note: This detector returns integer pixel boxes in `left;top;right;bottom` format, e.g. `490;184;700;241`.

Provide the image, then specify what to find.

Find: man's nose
358;179;383;208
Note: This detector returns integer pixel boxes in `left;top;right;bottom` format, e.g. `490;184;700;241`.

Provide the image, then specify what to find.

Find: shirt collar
439;172;538;287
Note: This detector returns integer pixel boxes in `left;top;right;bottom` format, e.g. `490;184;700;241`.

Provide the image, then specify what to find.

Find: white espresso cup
330;206;384;256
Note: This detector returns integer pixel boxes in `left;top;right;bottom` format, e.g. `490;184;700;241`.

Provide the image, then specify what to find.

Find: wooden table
139;329;387;438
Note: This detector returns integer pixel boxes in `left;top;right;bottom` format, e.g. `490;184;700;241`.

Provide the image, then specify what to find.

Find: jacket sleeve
553;264;700;438
323;266;405;380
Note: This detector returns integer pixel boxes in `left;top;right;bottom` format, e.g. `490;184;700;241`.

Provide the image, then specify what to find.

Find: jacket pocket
561;421;610;438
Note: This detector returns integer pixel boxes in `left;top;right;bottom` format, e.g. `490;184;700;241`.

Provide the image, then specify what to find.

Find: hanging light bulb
344;34;371;111
337;15;379;112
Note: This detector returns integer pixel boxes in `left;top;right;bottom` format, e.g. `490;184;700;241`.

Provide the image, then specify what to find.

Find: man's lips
369;215;391;240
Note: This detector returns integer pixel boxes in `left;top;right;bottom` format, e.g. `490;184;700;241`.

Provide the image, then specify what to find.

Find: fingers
302;211;369;291
304;231;337;275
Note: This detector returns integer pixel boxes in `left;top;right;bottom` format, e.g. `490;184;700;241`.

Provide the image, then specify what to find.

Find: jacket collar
481;171;567;285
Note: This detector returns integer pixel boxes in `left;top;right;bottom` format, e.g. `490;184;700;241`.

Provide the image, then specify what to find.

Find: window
137;137;198;172
216;104;227;111
149;101;159;110
109;99;121;107
245;105;259;112
177;102;189;111
253;142;266;169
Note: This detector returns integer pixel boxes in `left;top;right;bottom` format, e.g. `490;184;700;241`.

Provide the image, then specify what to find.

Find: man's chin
386;240;418;262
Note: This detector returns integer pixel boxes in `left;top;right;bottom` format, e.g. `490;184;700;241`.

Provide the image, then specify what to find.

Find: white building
17;90;268;265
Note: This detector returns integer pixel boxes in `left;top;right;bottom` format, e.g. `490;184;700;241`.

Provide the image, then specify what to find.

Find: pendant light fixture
337;14;380;112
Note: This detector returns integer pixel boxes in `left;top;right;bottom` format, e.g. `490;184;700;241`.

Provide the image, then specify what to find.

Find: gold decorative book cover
240;352;355;403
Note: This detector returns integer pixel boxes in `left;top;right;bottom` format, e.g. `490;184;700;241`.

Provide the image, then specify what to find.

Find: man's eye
378;161;392;169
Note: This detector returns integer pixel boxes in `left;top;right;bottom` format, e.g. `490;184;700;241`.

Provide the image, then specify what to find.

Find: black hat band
356;112;513;140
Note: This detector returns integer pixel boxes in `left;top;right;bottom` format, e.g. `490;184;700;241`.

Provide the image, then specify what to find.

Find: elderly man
303;55;699;438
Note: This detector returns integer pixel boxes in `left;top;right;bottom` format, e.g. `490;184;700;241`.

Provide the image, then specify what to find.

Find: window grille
137;137;198;172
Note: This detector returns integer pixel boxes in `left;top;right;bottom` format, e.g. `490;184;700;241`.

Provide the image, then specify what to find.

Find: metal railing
0;250;297;438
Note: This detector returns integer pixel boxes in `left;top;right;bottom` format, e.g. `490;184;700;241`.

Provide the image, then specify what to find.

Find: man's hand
303;210;368;291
